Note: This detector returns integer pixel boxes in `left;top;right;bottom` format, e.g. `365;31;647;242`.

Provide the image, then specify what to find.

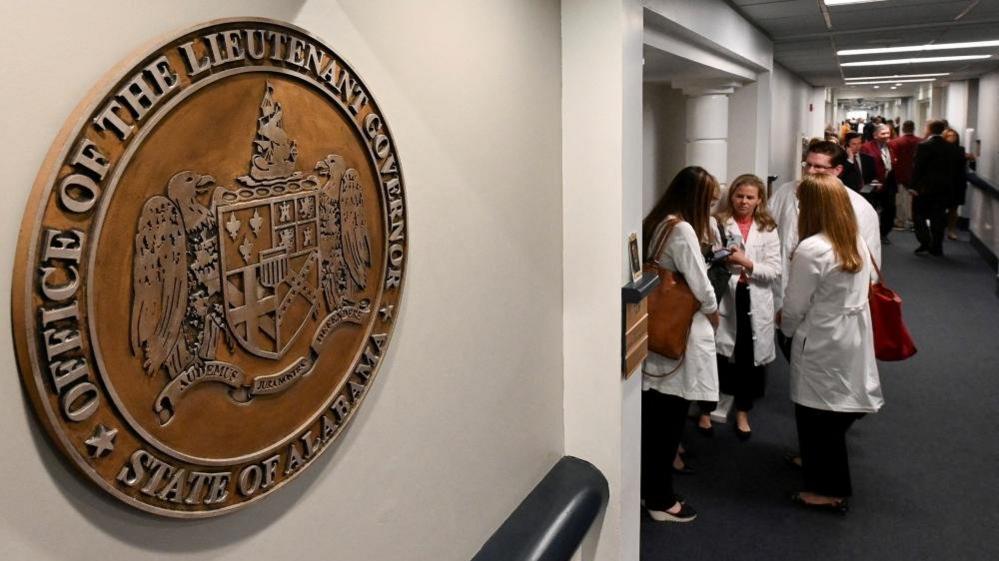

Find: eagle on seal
130;171;228;378
315;154;372;312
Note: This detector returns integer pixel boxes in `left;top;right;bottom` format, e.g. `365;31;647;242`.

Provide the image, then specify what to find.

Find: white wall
643;0;772;71
969;70;999;263
729;80;769;181
976;71;999;183
562;1;645;559
946;80;970;135
643;83;688;210
769;64;823;187
1;2;565;560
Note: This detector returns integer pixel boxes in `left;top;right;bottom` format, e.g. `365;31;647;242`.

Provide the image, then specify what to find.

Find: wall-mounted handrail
471;456;608;561
967;171;999;199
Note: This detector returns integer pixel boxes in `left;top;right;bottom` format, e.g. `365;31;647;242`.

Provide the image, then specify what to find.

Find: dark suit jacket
839;153;876;192
888;133;922;186
861;140;898;184
912;136;964;198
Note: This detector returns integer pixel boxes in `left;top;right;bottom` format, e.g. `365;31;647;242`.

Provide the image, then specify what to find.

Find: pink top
735;215;753;284
736;214;753;242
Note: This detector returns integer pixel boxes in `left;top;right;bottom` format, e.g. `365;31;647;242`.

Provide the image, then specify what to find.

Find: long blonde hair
715;174;777;231
797;174;862;273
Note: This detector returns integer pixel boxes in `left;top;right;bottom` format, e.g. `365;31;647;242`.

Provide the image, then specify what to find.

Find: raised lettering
58;174;101;213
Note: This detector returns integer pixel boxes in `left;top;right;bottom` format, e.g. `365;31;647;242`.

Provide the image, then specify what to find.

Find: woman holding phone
780;173;883;513
698;174;781;439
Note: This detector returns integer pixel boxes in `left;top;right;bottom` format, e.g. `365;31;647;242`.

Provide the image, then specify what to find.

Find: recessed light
843;72;949;80
873;85;880;89
825;0;889;5
895;83;902;86
890;86;898;90
841;55;991;66
843;78;937;85
838;40;999;56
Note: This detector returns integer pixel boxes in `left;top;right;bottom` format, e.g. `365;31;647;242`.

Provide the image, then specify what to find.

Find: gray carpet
641;229;999;560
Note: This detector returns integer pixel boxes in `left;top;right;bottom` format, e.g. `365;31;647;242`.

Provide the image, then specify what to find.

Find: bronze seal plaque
12;18;407;517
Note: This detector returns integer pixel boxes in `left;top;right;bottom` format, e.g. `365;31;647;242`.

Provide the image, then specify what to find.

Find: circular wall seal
12;18;407;518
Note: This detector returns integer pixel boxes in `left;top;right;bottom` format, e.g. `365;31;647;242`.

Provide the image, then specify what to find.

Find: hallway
641;231;999;560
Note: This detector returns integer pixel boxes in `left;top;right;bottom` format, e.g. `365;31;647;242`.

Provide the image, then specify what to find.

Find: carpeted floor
641;229;999;560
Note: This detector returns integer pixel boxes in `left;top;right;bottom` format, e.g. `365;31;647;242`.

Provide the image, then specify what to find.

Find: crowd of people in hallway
639;123;968;522
833;116;976;255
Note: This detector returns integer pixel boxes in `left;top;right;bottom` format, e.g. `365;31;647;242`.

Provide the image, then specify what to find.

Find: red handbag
868;253;917;361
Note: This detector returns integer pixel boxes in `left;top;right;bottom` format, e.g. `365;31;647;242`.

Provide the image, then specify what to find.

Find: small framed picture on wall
628;232;641;284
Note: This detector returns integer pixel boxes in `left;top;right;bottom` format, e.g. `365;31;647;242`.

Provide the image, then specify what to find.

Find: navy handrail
966;171;999;199
471;456;609;561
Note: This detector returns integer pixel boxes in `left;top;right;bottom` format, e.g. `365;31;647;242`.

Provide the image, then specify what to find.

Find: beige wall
0;1;564;560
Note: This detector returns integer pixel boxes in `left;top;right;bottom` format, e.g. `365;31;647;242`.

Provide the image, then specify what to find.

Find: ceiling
728;0;999;101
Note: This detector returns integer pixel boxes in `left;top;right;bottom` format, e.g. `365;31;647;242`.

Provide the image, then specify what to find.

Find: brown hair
715;174;777;232
797;174;862;273
643;166;718;255
807;140;847;168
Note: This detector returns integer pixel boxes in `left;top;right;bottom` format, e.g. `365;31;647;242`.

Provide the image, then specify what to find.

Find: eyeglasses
801;161;836;171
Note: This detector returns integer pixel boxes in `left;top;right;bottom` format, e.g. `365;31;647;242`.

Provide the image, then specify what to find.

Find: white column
683;89;732;183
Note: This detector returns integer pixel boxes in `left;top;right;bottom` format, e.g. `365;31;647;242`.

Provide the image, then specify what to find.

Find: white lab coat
769;179;881;311
780;234;883;413
643;217;719;402
714;217;781;366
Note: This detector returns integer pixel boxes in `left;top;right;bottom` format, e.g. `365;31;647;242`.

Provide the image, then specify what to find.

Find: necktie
880;144;892;172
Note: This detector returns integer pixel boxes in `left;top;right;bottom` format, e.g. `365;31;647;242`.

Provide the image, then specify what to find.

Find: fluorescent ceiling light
839;40;999;56
843;72;949;80
825;0;889;5
841;55;991;66
845;78;937;85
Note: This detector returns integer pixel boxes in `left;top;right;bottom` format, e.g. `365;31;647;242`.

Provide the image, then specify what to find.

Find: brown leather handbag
644;219;700;363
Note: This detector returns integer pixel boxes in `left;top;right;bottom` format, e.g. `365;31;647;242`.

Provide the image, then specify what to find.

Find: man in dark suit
839;132;876;193
862;118;876;142
861;124;899;241
911;120;964;256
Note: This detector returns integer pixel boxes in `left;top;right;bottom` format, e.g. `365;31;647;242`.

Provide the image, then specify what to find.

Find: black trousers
913;193;947;252
641;390;688;510
719;283;766;412
795;404;865;497
875;183;897;238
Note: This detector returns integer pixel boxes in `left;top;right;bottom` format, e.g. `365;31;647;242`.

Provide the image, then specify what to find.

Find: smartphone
710;248;732;264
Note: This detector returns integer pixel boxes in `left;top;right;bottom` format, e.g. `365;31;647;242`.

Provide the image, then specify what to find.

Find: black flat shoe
696;425;714;437
735;428;752;441
790;492;848;515
914;245;929;255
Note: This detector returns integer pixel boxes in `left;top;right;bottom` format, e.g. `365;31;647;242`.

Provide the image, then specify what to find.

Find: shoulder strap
865;242;883;282
647;218;680;264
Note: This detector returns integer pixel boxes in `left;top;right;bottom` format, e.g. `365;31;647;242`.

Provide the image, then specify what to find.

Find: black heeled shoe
696;424;714;437
672;463;697;475
783;452;802;470
735;427;752;441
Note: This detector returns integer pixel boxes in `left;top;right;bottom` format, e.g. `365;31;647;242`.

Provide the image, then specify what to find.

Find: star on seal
379;304;394;322
85;425;119;458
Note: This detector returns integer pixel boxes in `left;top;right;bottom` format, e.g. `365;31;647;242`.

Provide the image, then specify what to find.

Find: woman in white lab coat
698;174;781;439
641;166;720;523
780;173;884;513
